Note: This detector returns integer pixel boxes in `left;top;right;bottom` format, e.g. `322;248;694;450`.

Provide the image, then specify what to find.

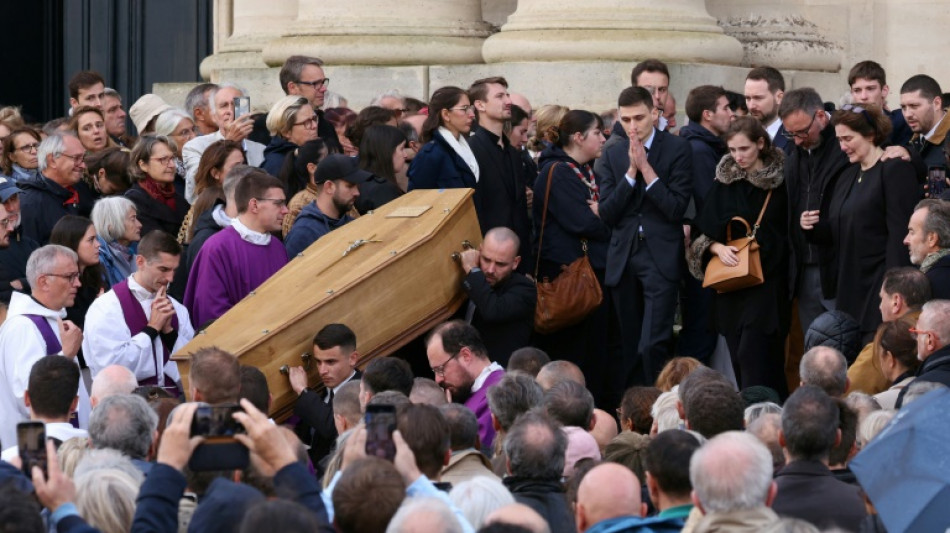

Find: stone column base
261;35;488;67
482;29;744;65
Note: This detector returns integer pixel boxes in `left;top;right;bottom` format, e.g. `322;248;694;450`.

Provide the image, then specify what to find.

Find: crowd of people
0;53;949;532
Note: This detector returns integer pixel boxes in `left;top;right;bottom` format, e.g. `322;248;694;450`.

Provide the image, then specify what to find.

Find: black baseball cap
314;154;371;185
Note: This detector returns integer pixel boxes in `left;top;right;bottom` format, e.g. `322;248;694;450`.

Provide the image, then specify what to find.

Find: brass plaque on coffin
173;189;481;421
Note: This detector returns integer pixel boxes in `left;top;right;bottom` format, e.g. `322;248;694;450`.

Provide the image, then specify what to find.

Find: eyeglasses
0;218;13;228
450;105;474;113
296;78;330;89
150;155;176;167
431;351;460;376
909;327;940;343
172;127;198;138
256;197;287;207
44;271;81;283
16;143;39;154
292;117;318;129
59;152;86;165
781;111;818;140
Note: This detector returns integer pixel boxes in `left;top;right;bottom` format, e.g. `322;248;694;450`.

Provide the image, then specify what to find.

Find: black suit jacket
468;127;533;268
771;459;867;531
462;270;536;366
594;128;693;287
293;369;362;465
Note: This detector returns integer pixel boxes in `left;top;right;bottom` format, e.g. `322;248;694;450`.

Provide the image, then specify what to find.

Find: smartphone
928;166;947;197
233;96;251;120
17;421;47;477
190;403;244;437
364;404;397;461
188;440;249;472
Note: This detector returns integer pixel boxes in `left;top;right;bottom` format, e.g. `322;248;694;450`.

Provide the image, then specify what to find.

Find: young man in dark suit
594;86;693;393
288;323;362;466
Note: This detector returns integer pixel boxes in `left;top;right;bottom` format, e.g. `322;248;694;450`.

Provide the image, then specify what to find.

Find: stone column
200;0;298;80
706;0;841;72
481;0;744;65
261;0;494;66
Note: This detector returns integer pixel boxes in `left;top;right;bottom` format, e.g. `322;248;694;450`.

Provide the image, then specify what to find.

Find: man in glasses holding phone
82;230;195;396
0;245;89;448
779;88;850;341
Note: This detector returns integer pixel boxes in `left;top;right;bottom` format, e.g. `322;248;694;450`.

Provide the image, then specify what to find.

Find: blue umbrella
851;387;950;533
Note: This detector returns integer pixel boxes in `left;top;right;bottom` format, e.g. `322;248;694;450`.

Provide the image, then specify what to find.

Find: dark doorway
0;0;212;123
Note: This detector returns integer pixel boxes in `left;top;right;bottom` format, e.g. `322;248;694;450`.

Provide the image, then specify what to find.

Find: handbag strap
725;189;773;242
534;163;558;279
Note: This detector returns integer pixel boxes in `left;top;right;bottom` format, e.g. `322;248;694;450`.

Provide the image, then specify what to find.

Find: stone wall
154;0;950;120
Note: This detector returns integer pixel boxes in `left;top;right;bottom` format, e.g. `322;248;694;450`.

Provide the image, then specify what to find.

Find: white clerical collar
472;362;503;393
232;216;272;245
765;118;782;140
127;276;155;301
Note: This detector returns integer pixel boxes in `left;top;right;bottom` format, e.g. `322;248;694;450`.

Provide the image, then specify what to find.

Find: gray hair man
502;411;574;533
905;199;950;298
88;394;159;473
184;82;219;136
0;245;88;448
689;431;779;532
21;133;90;244
181;82;265;203
799;346;849;397
898;300;950;407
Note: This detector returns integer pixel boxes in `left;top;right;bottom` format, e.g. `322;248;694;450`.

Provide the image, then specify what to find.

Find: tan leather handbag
534;164;603;334
702;190;772;293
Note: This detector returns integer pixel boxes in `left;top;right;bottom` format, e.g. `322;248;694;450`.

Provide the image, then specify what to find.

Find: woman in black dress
800;105;919;341
689;117;789;396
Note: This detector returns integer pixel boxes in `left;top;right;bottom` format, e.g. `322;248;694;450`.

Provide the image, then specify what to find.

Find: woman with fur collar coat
688;117;790;397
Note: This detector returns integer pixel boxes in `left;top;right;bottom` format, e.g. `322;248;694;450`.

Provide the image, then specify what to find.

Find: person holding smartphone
82;230;195;395
181;83;265;204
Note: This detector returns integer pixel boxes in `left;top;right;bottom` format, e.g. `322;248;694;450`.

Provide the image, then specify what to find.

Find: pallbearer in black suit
594;87;693;391
288;323;362;466
458;227;536;367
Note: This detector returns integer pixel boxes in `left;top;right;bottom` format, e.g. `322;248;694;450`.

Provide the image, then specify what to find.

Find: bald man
457;226;536;366
89;365;138;408
576;463;645;531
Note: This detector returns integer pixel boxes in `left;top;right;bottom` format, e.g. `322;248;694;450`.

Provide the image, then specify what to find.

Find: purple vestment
465;368;506;450
184;226;288;329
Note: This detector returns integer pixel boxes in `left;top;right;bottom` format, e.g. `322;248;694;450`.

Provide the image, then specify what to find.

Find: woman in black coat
533;110;611;404
689;117;789;396
801;105;919;342
355;124;407;214
125;135;190;237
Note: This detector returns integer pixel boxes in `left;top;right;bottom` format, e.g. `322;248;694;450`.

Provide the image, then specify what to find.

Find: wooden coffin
172;188;481;420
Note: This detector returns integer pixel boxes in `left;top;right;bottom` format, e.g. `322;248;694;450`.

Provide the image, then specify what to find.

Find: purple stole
24;315;62;355
25;314;78;427
113;279;179;394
